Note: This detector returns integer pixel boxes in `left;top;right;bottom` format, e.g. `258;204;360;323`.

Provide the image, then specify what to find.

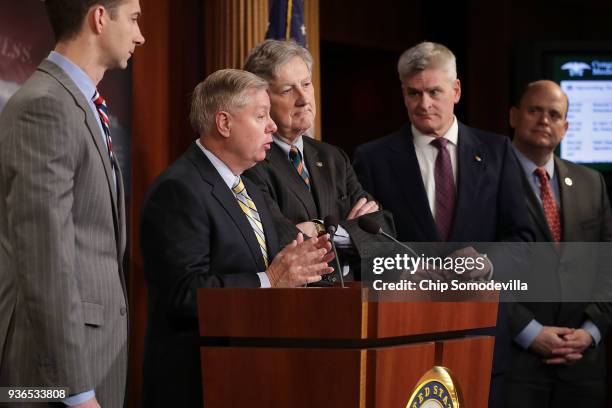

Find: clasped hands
530;326;593;365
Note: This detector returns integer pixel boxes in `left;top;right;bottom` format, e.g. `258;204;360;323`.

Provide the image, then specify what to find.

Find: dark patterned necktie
431;138;456;241
289;145;310;189
534;167;562;242
92;90;116;170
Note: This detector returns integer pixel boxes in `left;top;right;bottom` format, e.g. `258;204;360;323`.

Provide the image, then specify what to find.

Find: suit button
120;307;127;316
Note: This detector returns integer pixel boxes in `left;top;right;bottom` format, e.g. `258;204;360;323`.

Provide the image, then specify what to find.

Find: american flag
265;0;307;47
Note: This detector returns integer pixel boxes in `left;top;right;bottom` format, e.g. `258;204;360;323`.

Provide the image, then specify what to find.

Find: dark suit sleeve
497;138;536;243
352;144;374;194
483;138;536;293
335;146;397;252
507;303;537;338
141;179;261;321
244;164;300;247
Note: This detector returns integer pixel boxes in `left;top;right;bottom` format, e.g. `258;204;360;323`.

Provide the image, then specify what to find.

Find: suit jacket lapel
188;144;269;271
302;138;333;218
389;125;439;240
555;157;575;241
39;60;119;212
268;142;318;218
518;163;554;241
451;123;484;240
38;60;125;267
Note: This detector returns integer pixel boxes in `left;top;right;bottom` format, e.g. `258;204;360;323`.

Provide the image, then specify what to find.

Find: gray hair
190;69;269;135
244;39;313;83
397;41;457;82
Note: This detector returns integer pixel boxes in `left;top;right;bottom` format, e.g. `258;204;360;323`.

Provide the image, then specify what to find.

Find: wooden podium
198;285;497;408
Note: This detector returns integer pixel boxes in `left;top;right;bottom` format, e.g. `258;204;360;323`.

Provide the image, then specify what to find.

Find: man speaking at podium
140;69;334;407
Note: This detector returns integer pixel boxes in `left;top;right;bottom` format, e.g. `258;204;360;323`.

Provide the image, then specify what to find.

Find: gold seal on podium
405;366;463;408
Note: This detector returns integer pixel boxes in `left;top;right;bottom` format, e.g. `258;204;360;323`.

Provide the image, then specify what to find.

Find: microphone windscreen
358;216;381;235
324;215;339;234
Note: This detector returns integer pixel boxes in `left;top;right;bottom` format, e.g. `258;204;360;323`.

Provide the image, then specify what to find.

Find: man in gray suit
0;1;144;407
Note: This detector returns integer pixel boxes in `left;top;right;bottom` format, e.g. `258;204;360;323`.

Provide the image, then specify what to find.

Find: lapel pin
474;155;482;162
564;177;573;186
315;161;323;167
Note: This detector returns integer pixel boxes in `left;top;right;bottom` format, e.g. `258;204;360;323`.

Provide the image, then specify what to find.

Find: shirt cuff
63;390;95;406
334;225;351;248
258;272;271;288
581;320;601;346
514;319;543;349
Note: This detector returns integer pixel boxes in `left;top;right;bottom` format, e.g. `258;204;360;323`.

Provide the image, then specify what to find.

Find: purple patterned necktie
431;138;456;241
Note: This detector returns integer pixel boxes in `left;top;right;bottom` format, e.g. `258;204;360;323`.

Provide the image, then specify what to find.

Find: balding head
510;80;569;165
517;80;569;118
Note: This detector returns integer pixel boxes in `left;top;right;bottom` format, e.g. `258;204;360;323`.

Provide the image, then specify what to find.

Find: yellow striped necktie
232;177;269;267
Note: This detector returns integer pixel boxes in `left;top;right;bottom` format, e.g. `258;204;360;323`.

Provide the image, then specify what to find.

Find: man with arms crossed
141;69;334;407
506;80;612;407
244;40;393;282
0;0;144;407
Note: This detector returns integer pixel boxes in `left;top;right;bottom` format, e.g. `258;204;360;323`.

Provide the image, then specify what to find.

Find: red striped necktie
534;167;562;242
92;90;116;170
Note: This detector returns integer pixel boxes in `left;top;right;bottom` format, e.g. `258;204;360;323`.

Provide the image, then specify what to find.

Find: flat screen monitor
548;51;612;170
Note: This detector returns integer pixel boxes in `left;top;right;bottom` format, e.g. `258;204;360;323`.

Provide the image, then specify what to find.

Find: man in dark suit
0;1;144;407
352;42;534;407
353;41;532;245
243;40;394;282
505;80;612;407
140;69;334;407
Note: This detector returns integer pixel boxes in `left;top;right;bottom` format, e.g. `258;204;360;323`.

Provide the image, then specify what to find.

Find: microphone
324;215;345;288
358;217;418;258
358;217;434;280
324;215;338;235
